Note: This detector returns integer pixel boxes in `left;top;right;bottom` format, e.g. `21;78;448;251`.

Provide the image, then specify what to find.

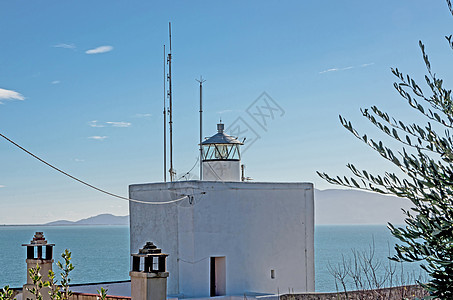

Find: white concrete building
129;123;314;298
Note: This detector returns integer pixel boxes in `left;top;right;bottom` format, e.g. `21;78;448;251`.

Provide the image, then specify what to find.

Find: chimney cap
140;242;161;254
132;241;168;257
22;232;55;247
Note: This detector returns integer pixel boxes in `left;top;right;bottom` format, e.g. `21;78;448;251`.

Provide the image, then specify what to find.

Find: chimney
22;232;55;300
130;242;169;300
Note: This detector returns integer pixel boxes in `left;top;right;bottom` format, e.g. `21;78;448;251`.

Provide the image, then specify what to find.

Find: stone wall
280;285;428;300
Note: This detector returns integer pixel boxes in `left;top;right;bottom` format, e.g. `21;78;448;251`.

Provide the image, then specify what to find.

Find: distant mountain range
43;189;412;226
45;213;129;226
315;188;412;225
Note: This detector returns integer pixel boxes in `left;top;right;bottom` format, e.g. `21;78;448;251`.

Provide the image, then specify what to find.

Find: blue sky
1;1;452;224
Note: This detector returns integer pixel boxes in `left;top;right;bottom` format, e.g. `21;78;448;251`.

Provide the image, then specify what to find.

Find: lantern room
201;122;243;181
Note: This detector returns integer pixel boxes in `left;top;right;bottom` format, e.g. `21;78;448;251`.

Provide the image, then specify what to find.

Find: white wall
202;161;240;181
129;181;314;298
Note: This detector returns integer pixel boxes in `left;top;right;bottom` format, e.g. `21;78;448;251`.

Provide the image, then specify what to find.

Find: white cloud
88;120;105;128
0;185;5;188
74;158;85;162
319;62;375;74
85;45;113;54
53;43;76;49
319;67;342;74
88;120;131;127
106;121;131;127
51;80;60;85
88;136;108;141
0;88;25;101
134;113;152;118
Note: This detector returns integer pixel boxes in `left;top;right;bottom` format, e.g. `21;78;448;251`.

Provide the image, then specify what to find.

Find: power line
0;132;302;207
176;156;200;181
0;132;194;205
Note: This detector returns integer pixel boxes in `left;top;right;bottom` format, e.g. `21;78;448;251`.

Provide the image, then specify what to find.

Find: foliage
28;264;45;300
58;249;74;300
27;249;74;300
50;249;74;300
97;287;108;300
3;249;107;300
0;286;15;300
318;1;453;298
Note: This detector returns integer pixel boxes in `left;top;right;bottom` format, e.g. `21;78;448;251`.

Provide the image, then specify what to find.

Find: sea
0;225;425;293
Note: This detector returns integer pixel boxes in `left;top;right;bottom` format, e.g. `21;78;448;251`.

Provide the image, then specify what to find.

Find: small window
271;269;275;279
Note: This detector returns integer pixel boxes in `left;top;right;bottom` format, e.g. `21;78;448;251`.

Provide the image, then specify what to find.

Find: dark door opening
210;256;226;296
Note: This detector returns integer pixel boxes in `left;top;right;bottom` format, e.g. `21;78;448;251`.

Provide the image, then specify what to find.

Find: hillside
45;213;129;226
315;188;412;225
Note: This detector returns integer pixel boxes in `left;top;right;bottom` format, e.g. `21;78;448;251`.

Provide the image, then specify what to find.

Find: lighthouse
201;122;243;181
129;121;315;297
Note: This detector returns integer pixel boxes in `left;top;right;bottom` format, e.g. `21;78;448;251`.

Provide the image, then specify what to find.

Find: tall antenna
163;44;167;182
196;76;206;180
167;22;175;181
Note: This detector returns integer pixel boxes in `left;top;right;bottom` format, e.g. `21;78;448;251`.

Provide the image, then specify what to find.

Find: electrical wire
177;256;209;264
0;131;307;207
176;156;199;181
0;132;193;205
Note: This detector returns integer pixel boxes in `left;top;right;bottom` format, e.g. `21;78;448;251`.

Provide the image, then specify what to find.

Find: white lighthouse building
129;123;314;298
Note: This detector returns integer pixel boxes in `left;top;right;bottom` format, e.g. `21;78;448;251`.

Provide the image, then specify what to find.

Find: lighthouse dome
201;123;243;145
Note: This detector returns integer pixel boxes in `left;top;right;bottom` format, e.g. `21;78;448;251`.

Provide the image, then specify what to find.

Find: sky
0;0;452;224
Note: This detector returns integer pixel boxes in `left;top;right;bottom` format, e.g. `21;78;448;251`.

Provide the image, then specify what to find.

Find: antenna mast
196;76;206;180
163;44;167;182
167;22;175;181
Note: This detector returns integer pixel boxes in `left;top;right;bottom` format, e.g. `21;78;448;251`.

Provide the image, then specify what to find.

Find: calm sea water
0;226;130;288
0;225;423;292
315;225;424;292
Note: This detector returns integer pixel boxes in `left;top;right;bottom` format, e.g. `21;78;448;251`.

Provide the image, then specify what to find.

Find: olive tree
318;1;453;298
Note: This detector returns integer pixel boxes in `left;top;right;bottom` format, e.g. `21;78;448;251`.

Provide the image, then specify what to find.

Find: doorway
210;256;226;296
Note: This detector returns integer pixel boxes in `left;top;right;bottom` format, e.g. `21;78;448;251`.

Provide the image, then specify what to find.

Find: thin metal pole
163;44;167;182
167;22;174;181
196;76;206;180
